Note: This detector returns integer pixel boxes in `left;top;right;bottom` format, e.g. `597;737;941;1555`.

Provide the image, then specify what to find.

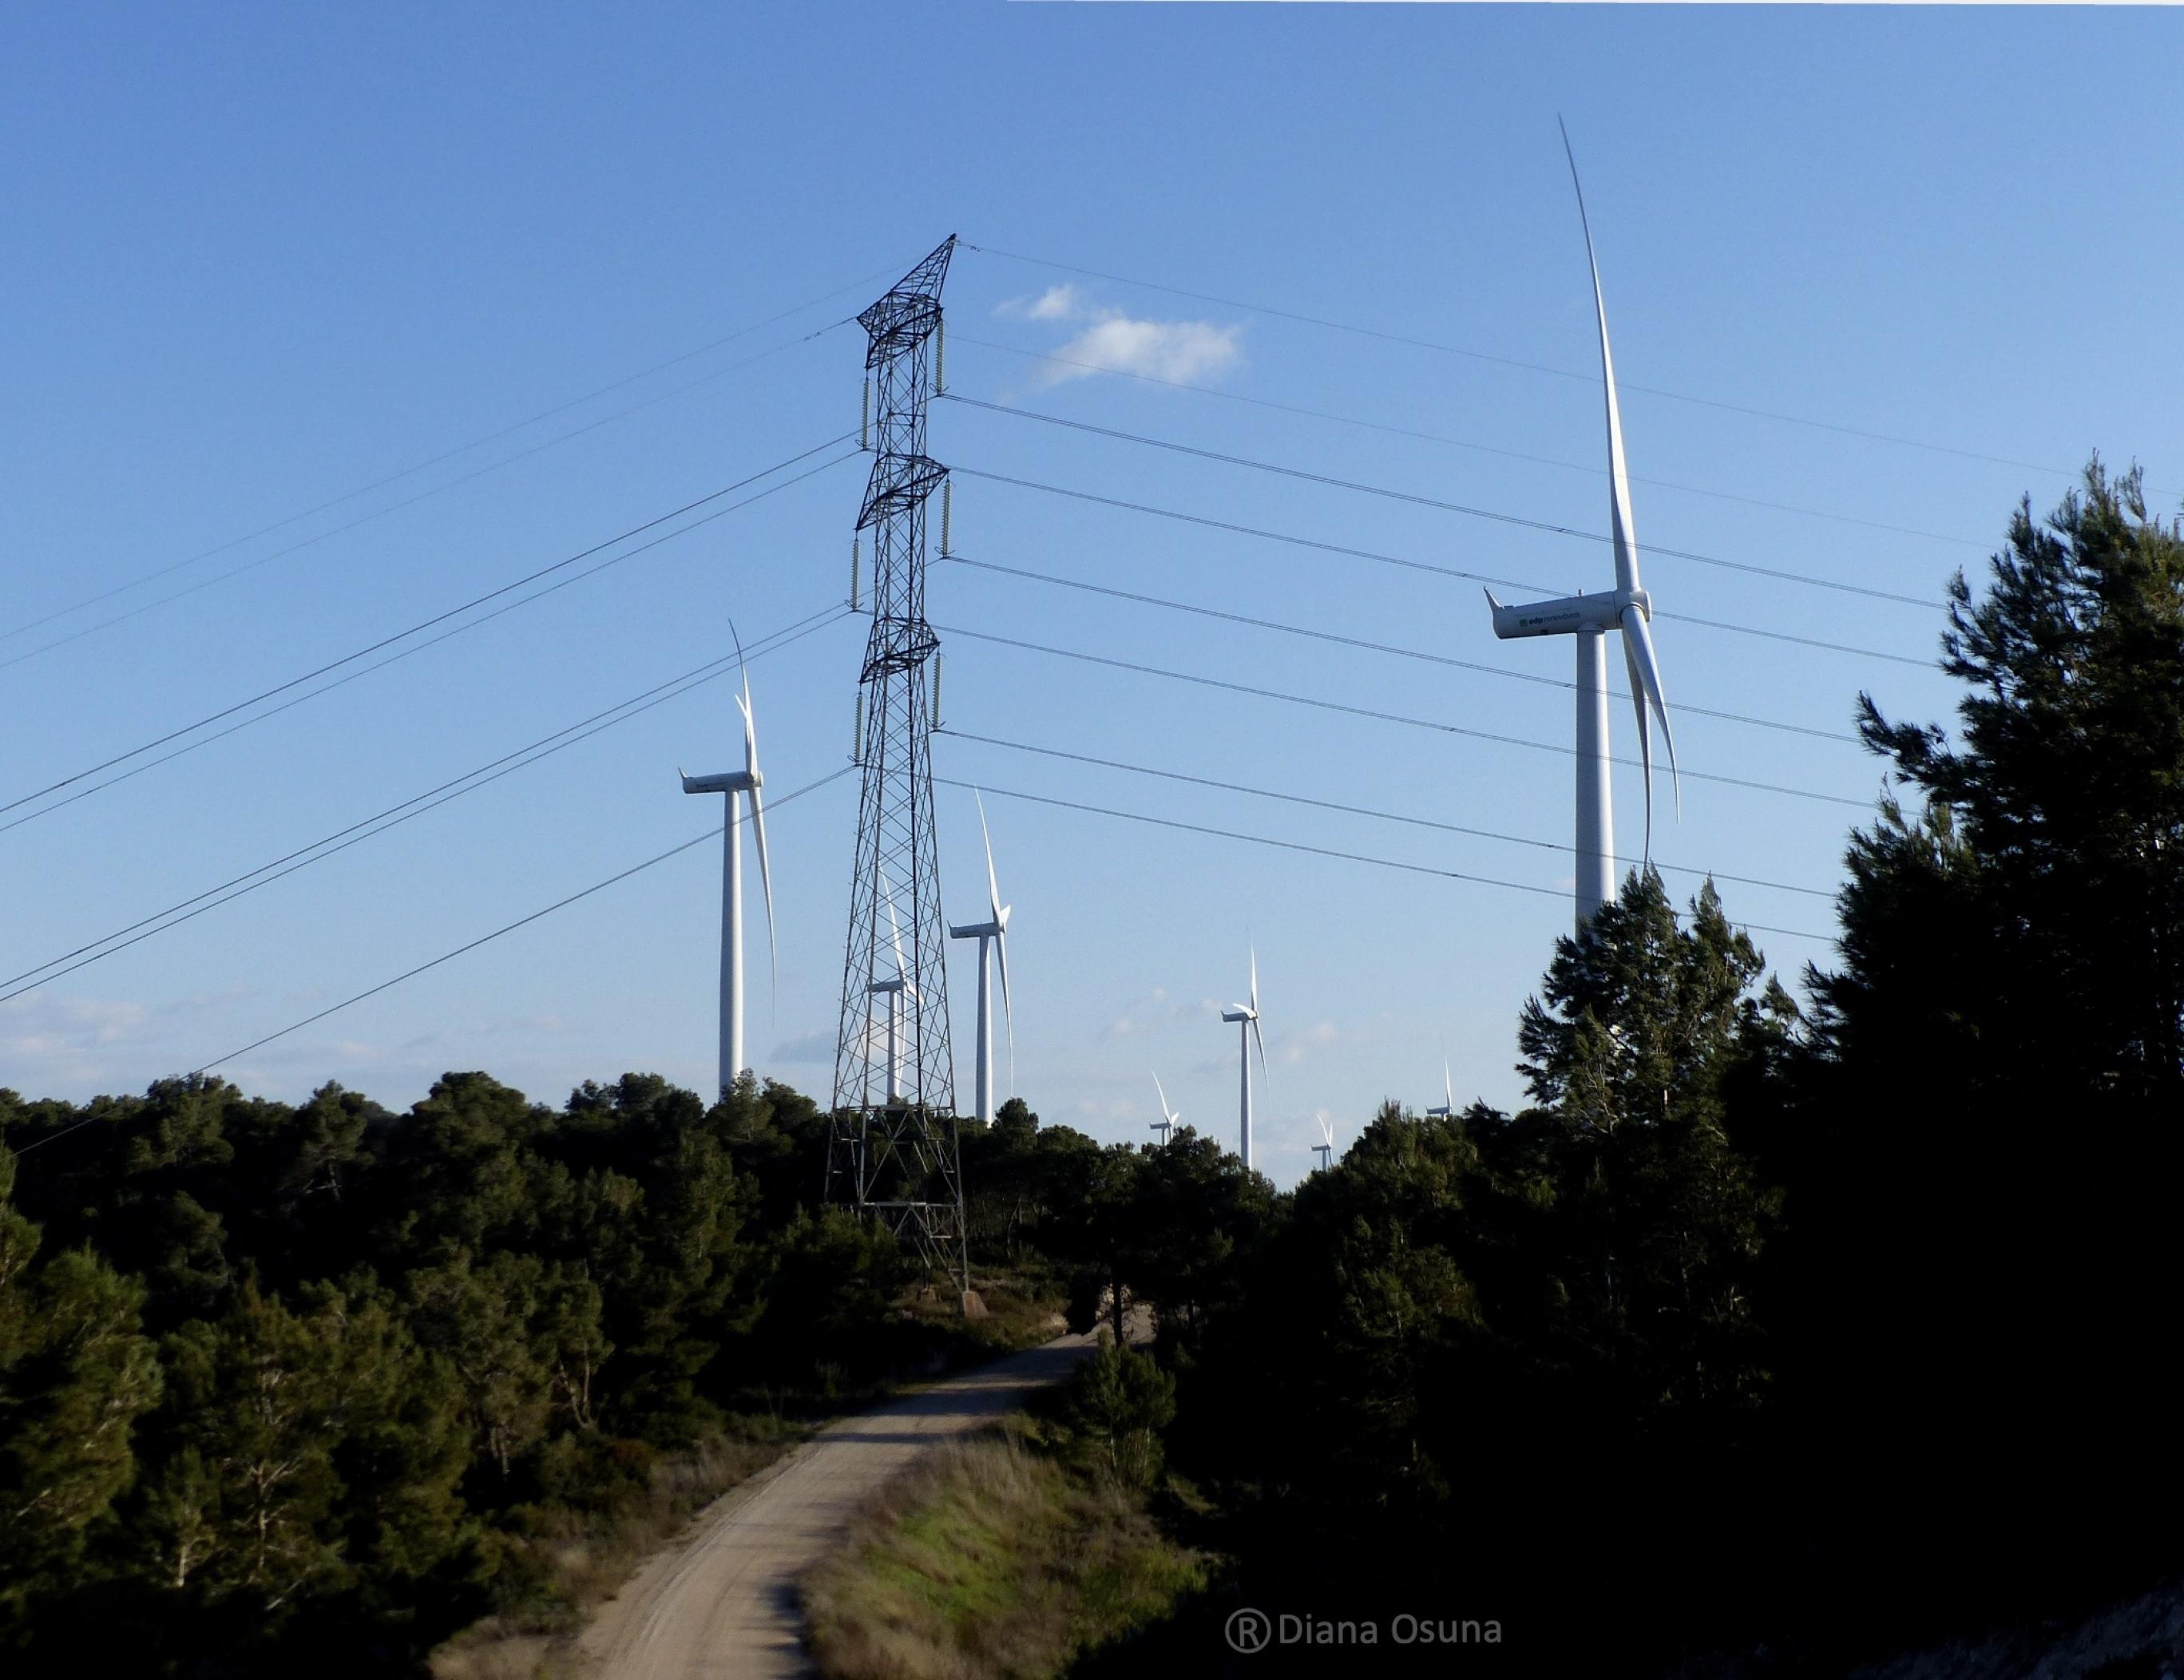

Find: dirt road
574;1330;1102;1679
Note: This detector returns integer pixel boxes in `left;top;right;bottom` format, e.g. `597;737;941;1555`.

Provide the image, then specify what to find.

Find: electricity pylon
826;237;969;1299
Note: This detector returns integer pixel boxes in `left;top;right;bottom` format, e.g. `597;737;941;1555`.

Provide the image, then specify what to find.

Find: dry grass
430;1428;799;1680
899;1275;1072;1359
432;1274;1073;1680
802;1432;1206;1680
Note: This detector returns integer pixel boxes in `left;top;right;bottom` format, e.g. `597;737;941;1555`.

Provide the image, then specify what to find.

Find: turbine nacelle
680;768;760;796
1483;586;1649;641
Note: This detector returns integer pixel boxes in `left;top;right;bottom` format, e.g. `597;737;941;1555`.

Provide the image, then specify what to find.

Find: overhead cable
3;325;853;675
932;622;1875;811
949;334;1987;552
2;255;915;648
6;767;860;1162
939;728;1836;900
941;552;1857;745
0;438;858;824
0;606;854;1005
937;775;1834;947
948;466;1935;671
192;766;856;1076
960;241;2080;481
942;394;1942;610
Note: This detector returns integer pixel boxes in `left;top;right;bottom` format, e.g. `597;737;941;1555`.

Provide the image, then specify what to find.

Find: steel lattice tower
826;236;967;1294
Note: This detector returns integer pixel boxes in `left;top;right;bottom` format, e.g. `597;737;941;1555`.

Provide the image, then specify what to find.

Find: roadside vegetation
803;1346;1203;1680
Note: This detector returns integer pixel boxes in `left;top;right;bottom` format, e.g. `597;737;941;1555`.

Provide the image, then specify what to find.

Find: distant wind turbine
948;793;1013;1125
1426;1060;1454;1119
1482;121;1680;933
1310;1113;1335;1174
1219;948;1268;1170
1150;1072;1181;1144
678;643;775;1097
866;865;912;1106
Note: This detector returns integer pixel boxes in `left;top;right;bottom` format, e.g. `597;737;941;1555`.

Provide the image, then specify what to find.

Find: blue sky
3;4;2179;1185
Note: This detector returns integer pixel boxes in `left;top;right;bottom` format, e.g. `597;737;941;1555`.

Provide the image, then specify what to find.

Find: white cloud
1040;315;1243;387
1000;285;1244;388
0;997;148;1068
997;283;1083;322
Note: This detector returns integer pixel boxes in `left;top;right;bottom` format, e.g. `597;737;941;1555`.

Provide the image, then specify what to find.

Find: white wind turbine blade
977;791;1013;1053
739;676;778;1001
1248;945;1259;1018
1153;1072;1175;1124
1560;117;1640;600
1621;627;1656;861
879;862;909;990
1251;1014;1268;1080
1444;1060;1455;1113
1620;601;1683;854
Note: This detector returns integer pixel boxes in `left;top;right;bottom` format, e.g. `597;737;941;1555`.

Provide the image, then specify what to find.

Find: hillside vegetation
0;1071;1057;1674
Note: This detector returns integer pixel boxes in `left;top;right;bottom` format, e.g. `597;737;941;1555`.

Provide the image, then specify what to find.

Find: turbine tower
827;238;968;1298
1150;1072;1181;1145
1426;1060;1454;1119
678;655;775;1098
866;868;912;1105
1219;949;1268;1170
946;793;1013;1126
1482;124;1680;931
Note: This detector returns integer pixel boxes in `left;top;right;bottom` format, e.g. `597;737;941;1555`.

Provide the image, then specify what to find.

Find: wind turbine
947;793;1013;1125
1310;1114;1335;1174
1482;121;1680;932
1219;948;1268;1170
1149;1072;1181;1144
1426;1060;1454;1119
679;648;775;1097
866;866;911;1106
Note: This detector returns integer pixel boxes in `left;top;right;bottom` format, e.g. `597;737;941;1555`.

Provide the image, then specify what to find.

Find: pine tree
0;1145;161;1634
1513;870;1790;1433
1790;460;2184;1602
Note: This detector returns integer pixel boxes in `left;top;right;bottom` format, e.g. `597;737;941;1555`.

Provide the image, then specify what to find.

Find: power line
938;728;1837;901
961;241;2080;481
8;766;861;1161
0;438;858;825
936;775;1835;947
941;551;1858;746
947;466;1936;671
2;323;852;676
932;621;1875;811
1;258;914;648
949;333;1988;553
941;393;1941;610
196;767;856;1076
0;472;854;843
0;606;854;1005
